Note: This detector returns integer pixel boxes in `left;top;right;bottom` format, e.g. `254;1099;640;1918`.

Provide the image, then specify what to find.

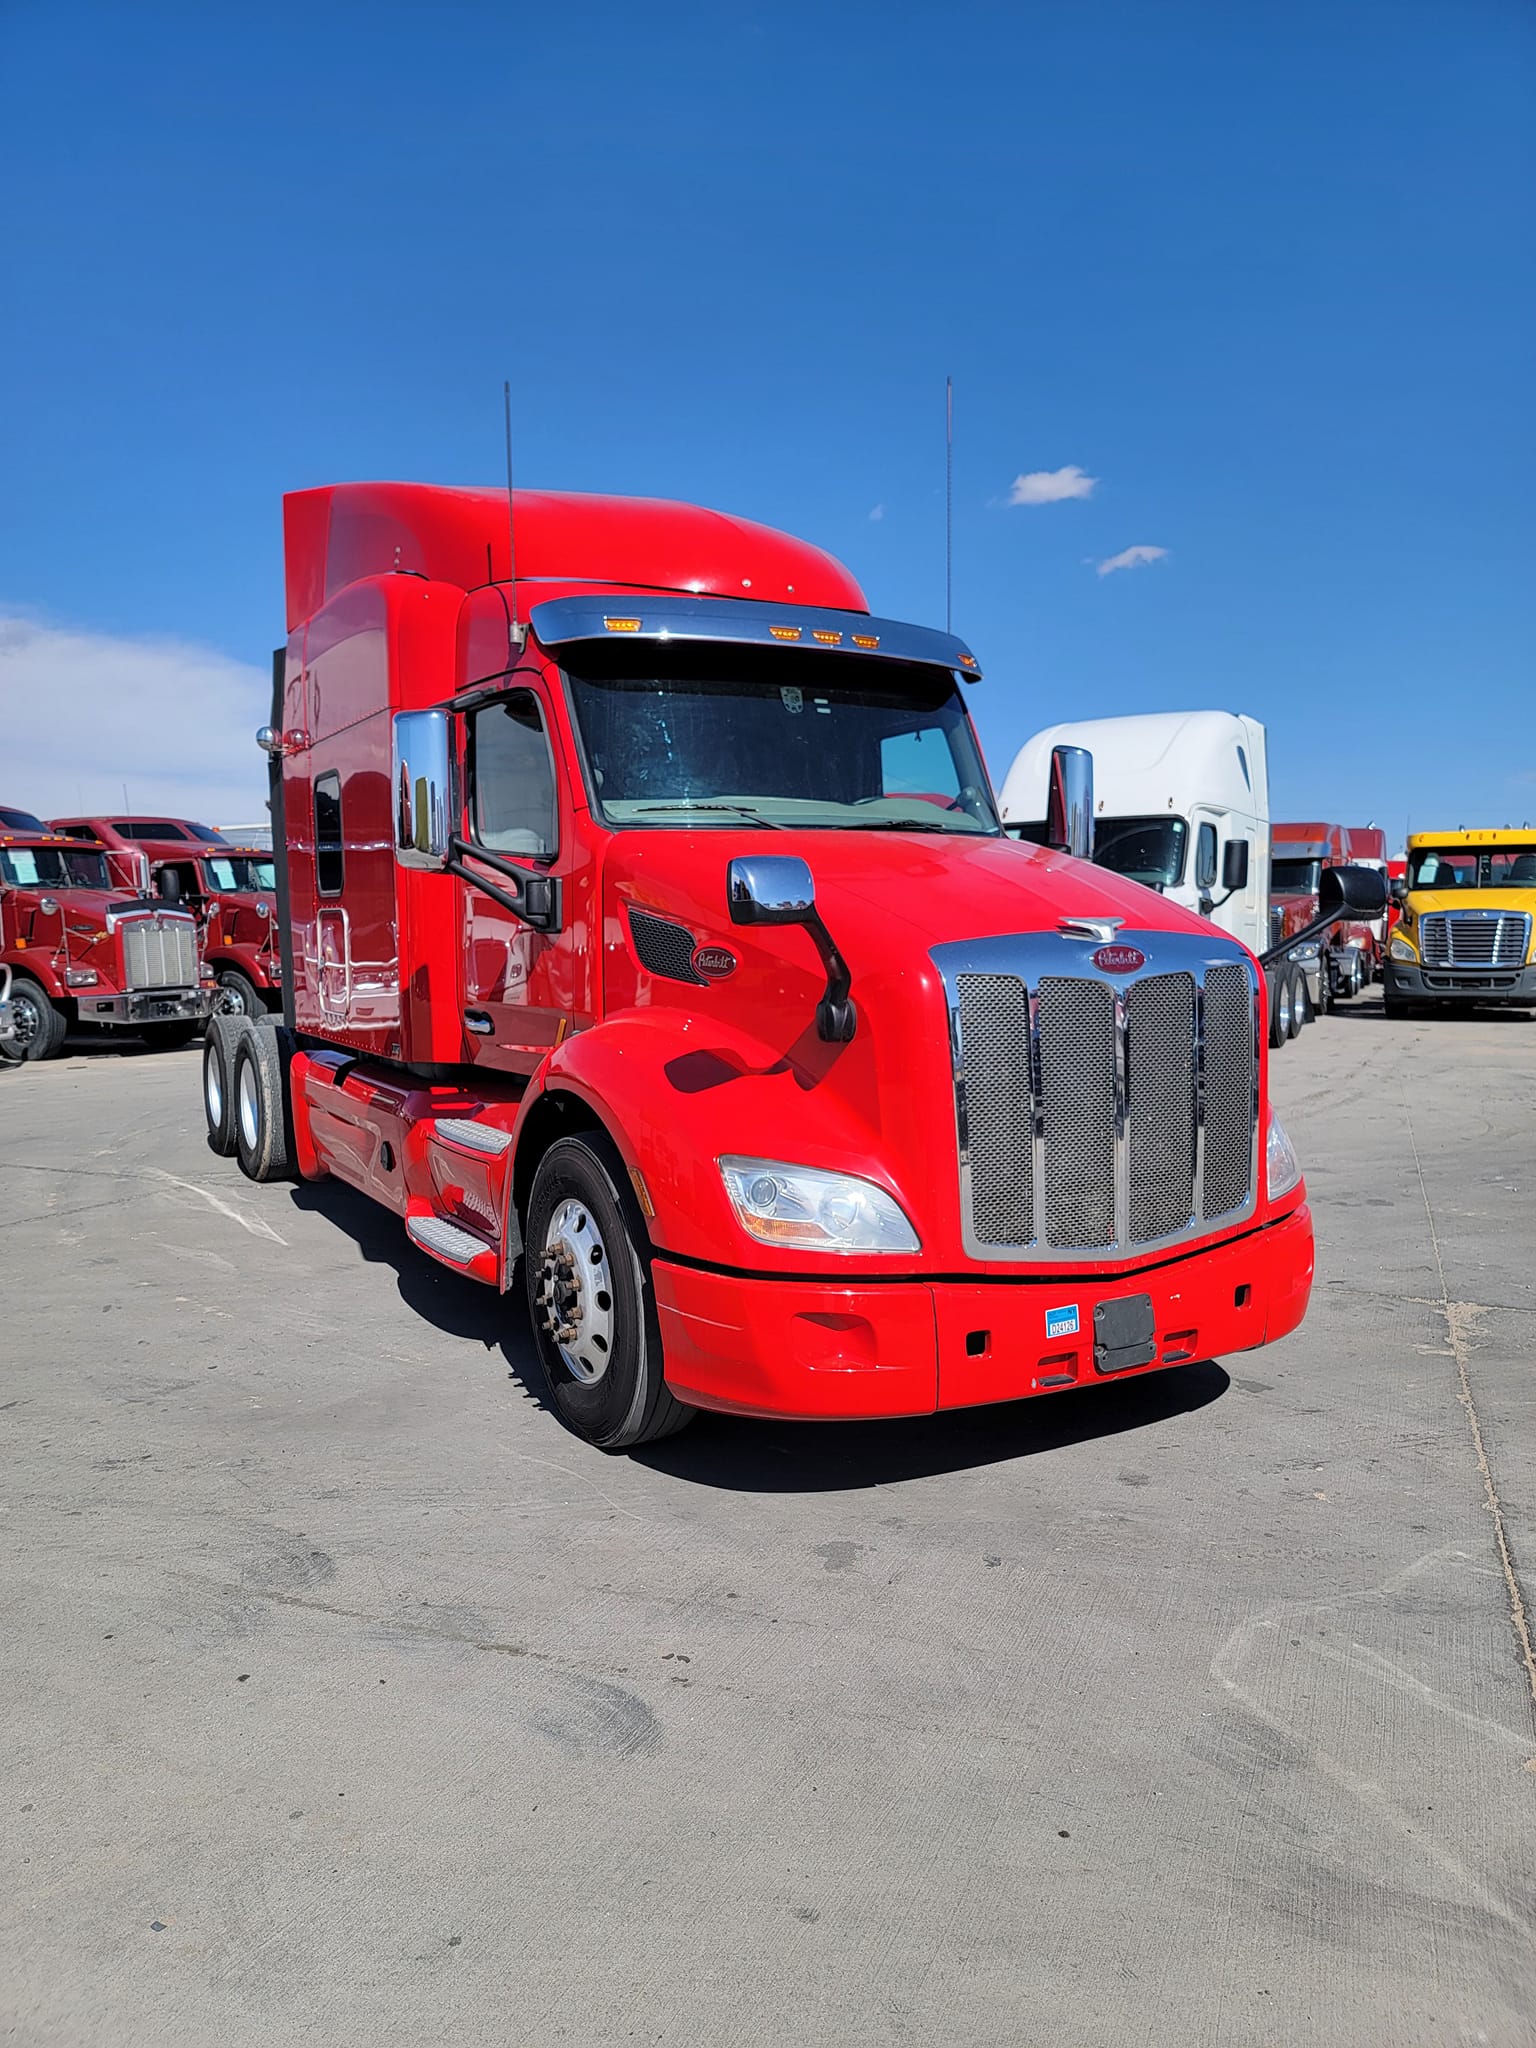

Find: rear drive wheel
140;1020;199;1051
203;1014;247;1155
524;1132;694;1452
1286;965;1307;1036
0;978;68;1062
1269;969;1292;1048
232;1023;296;1182
213;970;264;1019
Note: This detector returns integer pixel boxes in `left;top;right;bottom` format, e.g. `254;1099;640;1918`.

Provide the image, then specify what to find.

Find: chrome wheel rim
213;982;246;1016
205;1045;224;1124
12;994;40;1051
237;1058;261;1151
1277;982;1292;1037
536;1197;615;1385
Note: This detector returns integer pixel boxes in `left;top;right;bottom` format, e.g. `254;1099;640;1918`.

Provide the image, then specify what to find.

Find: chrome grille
121;916;198;990
956;974;1033;1246
1127;974;1196;1243
1418;911;1530;968
1202;963;1257;1219
1038;978;1117;1248
937;931;1260;1261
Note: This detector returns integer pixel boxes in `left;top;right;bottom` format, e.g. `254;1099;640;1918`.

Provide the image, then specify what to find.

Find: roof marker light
769;625;802;641
812;629;842;646
958;652;978;668
603;616;642;632
852;633;880;650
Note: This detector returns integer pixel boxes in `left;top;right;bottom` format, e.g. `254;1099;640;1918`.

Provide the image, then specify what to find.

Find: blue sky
2;0;1532;840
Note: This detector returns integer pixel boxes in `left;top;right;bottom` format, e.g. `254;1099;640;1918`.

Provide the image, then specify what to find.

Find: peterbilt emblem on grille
692;945;738;979
1091;944;1147;974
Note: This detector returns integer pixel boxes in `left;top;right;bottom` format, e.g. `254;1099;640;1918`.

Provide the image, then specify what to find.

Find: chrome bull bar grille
120;914;199;991
934;932;1262;1261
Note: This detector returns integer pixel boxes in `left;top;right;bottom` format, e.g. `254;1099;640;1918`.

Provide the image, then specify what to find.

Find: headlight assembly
1389;933;1417;961
1265;1113;1303;1201
719;1157;920;1253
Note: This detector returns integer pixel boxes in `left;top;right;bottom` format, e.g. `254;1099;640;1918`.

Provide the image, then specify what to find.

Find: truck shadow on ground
1324;993;1534;1026
288;1178;1232;1491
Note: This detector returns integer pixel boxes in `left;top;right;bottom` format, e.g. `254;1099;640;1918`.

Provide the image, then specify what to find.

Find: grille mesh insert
1038;977;1117;1248
958;972;1033;1246
1202;963;1255;1218
1127;973;1196;1243
122;919;197;991
627;909;703;985
1419;912;1530;967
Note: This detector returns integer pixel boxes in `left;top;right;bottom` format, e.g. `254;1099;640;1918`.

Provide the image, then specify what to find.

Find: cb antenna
503;380;526;649
945;375;953;633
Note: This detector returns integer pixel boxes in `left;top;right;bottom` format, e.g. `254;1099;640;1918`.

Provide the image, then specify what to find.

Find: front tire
214;970;265;1020
1286;965;1307;1036
232;1023;295;1182
524;1132;694;1451
0;977;68;1062
1269;969;1293;1048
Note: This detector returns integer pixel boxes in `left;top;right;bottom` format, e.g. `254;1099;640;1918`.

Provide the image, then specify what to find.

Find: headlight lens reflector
1389;933;1417;960
1265;1113;1303;1201
719;1156;920;1253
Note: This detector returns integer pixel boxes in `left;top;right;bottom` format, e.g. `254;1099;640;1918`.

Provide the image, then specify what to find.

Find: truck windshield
1093;816;1188;889
205;856;275;891
561;645;1000;835
1486;848;1536;888
1;846;107;889
1272;858;1321;894
1408;848;1481;889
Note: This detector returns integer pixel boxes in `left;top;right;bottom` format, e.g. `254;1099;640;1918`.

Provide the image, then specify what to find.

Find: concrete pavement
2;998;1533;2046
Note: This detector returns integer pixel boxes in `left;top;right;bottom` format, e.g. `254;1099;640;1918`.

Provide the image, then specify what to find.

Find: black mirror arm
1259;909;1347;969
447;835;561;934
806;912;856;1042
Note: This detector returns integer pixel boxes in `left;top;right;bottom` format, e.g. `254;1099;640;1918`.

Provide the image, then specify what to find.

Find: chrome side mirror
1045;745;1094;859
392;710;454;869
726;854;817;926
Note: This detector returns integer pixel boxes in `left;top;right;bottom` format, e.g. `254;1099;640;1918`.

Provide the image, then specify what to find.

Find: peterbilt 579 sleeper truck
199;481;1382;1451
1;829;210;1059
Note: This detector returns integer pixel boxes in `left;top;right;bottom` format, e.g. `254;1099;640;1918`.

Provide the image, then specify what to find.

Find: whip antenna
945;375;953;633
503;380;525;649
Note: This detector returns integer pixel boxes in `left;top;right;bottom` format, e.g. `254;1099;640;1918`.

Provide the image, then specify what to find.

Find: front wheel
524;1132;694;1451
1269;970;1293;1048
1286;965;1307;1037
213;970;265;1019
0;977;68;1062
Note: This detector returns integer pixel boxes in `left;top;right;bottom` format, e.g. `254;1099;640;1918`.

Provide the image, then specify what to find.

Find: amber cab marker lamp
812;629;842;645
603;616;643;632
768;625;802;641
852;633;880;649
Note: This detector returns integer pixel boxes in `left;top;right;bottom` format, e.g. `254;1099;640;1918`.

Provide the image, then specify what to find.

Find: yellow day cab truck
1385;829;1536;1016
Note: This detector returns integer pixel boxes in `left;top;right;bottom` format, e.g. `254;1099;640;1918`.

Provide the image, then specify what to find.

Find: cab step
431;1116;514;1156
405;1212;499;1281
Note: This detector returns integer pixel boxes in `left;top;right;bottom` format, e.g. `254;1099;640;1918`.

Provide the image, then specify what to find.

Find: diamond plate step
432;1117;514;1156
406;1214;493;1267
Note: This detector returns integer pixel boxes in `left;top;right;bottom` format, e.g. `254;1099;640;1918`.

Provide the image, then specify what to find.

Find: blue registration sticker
1045;1303;1080;1340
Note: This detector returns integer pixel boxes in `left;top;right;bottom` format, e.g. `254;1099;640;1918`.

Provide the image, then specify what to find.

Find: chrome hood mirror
392;710;454;869
726;855;817;925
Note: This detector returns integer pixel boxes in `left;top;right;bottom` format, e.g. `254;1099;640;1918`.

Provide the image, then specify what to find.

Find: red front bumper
652;1205;1314;1420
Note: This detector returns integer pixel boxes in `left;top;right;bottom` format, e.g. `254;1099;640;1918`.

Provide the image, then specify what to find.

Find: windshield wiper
841;818;992;835
633;803;785;829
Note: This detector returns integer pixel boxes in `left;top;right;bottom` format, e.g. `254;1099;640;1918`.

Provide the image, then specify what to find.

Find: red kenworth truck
52;817;281;1018
1;826;210;1059
199;481;1382;1450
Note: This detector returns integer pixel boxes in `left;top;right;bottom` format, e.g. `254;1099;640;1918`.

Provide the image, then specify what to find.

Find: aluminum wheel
205;1046;224;1125
535;1197;615;1385
1277;976;1293;1039
237;1055;261;1152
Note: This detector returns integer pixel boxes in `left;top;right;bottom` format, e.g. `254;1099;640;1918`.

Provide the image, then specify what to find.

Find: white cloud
868;503;885;522
1096;544;1169;578
0;610;271;826
1008;464;1097;506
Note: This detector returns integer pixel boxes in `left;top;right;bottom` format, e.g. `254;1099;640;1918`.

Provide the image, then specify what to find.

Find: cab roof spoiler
527;594;982;681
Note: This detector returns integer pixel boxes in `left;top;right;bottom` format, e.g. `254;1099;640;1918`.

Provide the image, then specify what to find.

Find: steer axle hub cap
537;1199;614;1384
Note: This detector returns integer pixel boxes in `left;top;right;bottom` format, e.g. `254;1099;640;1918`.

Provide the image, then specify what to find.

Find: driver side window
880;727;961;803
1195;823;1218;890
471;690;558;860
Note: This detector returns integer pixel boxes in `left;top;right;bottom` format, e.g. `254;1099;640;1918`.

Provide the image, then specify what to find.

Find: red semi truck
52;817;281;1018
199;481;1382;1450
0;827;210;1059
1271;822;1385;1005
